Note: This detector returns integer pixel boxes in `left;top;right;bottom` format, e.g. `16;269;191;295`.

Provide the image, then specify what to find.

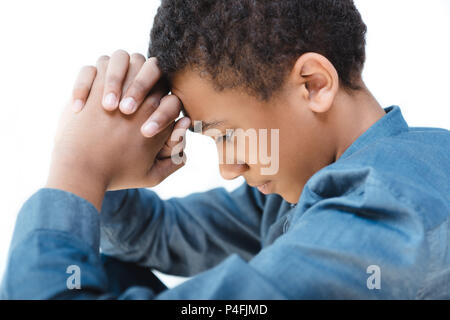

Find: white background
0;0;449;289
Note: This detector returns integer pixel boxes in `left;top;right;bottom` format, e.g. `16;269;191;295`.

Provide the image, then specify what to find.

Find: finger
95;55;110;77
141;94;183;138
102;50;130;111
121;53;146;95
157;117;191;159
119;57;162;114
80;56;109;110
136;79;170;119
71;65;97;113
146;153;187;187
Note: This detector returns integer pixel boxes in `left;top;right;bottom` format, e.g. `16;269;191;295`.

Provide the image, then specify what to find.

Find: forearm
0;189;107;299
0;188;172;299
0;187;281;300
100;184;263;276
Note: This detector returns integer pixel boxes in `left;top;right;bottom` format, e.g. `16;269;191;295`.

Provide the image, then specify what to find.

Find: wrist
46;157;109;212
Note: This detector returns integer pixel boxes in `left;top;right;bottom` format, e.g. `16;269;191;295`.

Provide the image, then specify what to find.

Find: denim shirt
1;106;449;299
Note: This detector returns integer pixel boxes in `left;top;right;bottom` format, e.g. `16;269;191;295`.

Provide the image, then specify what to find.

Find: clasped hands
46;50;191;211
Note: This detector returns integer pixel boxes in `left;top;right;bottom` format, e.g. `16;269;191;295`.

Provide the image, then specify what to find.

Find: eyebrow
196;120;227;132
180;106;227;133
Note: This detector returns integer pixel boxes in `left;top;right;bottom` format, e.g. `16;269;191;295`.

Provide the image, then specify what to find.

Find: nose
219;163;249;180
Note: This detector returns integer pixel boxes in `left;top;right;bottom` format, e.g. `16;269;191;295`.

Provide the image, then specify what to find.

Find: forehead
170;70;217;109
170;69;287;136
171;70;267;119
170;71;206;116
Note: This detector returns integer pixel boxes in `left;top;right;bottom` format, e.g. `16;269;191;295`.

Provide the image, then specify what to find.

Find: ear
289;53;339;113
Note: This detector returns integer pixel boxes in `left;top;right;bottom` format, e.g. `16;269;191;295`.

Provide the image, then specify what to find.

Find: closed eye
214;130;235;144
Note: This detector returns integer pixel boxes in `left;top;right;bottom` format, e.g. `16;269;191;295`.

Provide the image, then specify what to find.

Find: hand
71;50;180;138
47;55;191;211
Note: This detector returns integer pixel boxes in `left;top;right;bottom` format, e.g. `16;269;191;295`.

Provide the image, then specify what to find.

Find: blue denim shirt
1;106;449;299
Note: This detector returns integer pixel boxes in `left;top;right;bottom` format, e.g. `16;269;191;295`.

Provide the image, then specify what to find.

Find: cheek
220;133;257;165
216;140;246;165
244;129;282;176
277;131;310;180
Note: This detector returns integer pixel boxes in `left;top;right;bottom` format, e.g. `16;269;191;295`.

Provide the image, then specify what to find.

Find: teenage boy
1;0;449;299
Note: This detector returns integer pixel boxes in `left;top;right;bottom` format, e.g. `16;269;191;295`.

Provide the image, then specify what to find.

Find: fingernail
72;99;84;113
120;97;137;113
142;121;159;137
103;93;117;109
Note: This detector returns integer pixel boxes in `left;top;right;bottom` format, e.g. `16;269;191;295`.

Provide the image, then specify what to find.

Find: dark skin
48;51;386;210
47;53;190;211
170;53;386;203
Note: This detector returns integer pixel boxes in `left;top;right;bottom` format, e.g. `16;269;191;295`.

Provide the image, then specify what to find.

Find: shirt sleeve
1;183;428;299
81;183;265;277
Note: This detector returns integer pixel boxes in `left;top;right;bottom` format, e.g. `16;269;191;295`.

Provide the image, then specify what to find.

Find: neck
330;84;386;161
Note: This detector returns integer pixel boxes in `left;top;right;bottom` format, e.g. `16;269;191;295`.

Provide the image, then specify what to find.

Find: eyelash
215;130;234;143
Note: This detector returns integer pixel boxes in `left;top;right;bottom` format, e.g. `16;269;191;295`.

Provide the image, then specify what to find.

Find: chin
280;191;301;205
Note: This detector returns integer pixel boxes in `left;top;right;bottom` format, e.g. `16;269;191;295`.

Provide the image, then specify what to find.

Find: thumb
146;152;187;187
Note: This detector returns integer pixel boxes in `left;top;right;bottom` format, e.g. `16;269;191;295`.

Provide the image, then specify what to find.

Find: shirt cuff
10;188;101;253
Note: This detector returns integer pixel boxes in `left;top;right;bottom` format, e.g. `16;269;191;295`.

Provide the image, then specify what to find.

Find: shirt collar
339;105;409;160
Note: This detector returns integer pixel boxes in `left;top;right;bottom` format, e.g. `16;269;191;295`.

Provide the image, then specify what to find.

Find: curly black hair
148;0;367;101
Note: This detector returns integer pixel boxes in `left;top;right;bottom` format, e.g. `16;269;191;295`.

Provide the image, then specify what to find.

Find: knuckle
146;57;162;76
130;52;145;62
96;56;110;69
97;55;110;62
129;79;147;96
81;65;96;73
105;75;121;89
163;94;181;105
148;56;158;65
153;112;169;126
144;96;161;111
161;96;181;114
112;49;130;59
72;85;89;97
159;95;171;106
